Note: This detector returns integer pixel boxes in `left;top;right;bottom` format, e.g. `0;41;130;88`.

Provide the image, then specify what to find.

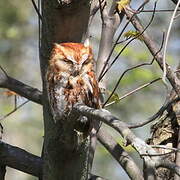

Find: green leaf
106;90;120;104
116;137;135;152
123;30;144;41
117;0;130;12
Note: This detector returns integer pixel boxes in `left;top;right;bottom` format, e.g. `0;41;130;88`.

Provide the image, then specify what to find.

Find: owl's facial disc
69;53;89;77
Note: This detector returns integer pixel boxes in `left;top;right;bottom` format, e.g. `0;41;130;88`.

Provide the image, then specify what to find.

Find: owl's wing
83;73;100;109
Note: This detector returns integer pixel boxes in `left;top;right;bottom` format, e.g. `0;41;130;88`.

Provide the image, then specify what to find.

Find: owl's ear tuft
84;38;90;47
54;43;62;48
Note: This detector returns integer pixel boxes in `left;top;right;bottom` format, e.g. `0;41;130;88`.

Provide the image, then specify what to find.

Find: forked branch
73;104;180;177
97;128;143;180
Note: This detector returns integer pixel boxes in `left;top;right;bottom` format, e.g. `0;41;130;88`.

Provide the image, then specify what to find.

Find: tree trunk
0;165;5;180
40;1;91;179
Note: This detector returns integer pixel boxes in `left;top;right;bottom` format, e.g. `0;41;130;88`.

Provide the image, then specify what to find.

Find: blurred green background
0;0;179;179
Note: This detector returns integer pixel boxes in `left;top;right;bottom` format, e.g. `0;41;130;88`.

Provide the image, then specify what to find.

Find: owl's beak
72;64;82;76
72;70;79;76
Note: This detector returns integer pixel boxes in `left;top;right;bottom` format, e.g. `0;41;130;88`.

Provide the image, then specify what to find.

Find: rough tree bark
0;165;5;180
148;64;180;180
40;0;92;179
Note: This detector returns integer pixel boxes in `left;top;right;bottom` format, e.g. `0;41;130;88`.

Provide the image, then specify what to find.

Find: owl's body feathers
47;42;100;122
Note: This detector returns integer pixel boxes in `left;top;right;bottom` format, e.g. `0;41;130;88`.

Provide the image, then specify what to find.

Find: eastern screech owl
47;40;100;123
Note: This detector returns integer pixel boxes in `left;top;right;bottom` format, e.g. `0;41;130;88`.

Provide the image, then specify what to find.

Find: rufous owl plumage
46;40;100;122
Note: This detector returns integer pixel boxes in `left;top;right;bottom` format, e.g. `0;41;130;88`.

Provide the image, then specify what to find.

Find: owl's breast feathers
64;74;100;109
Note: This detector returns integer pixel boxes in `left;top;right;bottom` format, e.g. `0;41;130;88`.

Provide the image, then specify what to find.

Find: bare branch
0;140;107;179
73;104;155;155
6;78;42;104
0;141;42;178
0;66;42;105
125;9;180;95
97;128;143;180
96;0;122;78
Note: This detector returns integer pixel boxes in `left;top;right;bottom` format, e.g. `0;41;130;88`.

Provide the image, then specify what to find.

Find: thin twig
142;145;180;157
128;97;180;128
98;0;150;81
105;78;161;107
31;0;42;20
0;65;8;77
162;0;180;83
175;69;180;73
174;13;180;18
116;36;132;44
98;0;105;24
151;145;180;152
0;100;29;121
0;123;3;138
100;2;157;81
141;151;176;157
125;3;180;95
88;0;105;32
141;9;180;13
103;28;164;107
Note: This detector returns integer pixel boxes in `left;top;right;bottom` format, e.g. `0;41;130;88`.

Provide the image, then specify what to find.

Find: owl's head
50;40;94;76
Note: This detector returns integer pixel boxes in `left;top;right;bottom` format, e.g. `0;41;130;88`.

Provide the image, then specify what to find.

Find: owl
46;40;100;124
